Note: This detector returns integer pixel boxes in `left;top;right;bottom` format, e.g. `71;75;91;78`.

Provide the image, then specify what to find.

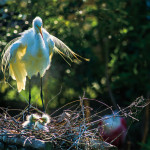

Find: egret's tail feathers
52;35;90;63
72;52;90;62
54;45;90;65
54;46;71;66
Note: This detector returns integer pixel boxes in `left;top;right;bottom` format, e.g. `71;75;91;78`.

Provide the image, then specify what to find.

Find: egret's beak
39;118;44;121
33;118;39;122
37;25;43;39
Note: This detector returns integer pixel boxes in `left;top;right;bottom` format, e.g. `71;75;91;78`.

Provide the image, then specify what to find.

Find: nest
0;96;148;150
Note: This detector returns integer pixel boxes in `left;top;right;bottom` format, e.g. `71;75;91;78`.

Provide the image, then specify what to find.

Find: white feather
2;16;88;92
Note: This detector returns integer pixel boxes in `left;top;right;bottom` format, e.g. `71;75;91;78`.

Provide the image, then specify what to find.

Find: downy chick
22;114;40;129
35;114;50;131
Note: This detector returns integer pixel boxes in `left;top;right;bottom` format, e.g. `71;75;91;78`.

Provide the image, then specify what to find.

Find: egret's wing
1;37;21;79
1;37;27;91
51;35;89;65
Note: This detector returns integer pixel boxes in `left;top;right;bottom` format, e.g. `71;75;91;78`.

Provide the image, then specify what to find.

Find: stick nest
0;96;148;149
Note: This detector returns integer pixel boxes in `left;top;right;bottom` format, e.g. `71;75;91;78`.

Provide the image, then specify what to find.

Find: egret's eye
36;25;42;30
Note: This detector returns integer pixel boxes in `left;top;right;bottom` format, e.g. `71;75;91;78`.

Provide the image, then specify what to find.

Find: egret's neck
34;32;45;51
35;33;44;45
31;32;46;57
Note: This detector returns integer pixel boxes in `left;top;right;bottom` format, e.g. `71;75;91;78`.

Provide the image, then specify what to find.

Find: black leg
28;79;31;114
40;77;45;112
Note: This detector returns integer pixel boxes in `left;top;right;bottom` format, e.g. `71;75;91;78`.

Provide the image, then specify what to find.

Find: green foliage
139;136;150;150
0;0;150;107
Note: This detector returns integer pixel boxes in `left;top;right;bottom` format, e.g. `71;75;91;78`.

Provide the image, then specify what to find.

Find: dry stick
80;96;86;128
0;107;20;124
67;126;88;150
45;86;62;112
83;98;113;112
68;96;88;150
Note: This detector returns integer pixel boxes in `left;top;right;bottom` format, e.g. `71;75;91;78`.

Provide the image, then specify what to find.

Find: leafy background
0;0;150;149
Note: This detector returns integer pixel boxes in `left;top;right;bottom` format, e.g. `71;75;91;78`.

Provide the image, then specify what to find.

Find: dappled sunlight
0;0;150;149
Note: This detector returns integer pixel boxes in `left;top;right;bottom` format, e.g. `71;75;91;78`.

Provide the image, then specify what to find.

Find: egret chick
22;114;39;129
34;114;50;131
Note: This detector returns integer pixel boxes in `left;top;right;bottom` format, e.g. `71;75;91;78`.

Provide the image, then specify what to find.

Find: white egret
22;114;40;129
1;16;89;113
34;114;50;131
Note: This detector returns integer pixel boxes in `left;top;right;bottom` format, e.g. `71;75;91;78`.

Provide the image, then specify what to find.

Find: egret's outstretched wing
1;38;27;91
51;35;89;64
1;37;21;75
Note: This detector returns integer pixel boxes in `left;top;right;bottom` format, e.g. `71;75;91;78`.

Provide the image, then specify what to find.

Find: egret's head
33;16;43;38
27;114;40;123
39;114;50;124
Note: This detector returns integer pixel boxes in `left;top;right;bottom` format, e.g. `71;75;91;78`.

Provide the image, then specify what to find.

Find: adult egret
1;16;89;113
98;113;127;148
22;114;40;129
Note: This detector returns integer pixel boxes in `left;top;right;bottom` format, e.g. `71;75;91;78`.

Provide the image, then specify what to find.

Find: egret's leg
28;79;31;114
40;77;45;112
